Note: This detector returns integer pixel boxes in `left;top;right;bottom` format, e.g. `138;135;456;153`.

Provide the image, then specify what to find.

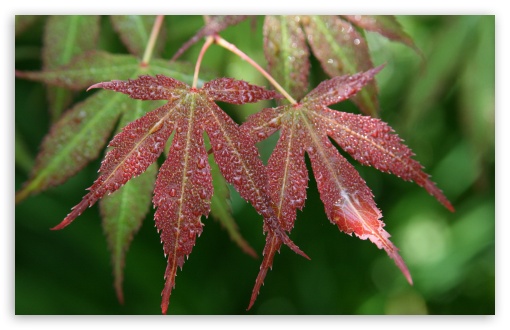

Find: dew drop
353;38;361;46
199;189;207;199
232;176;243;185
197;157;207;169
257;131;267;139
344;146;354;154
378;162;389;172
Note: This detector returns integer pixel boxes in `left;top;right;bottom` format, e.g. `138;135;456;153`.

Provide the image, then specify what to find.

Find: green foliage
15;15;494;315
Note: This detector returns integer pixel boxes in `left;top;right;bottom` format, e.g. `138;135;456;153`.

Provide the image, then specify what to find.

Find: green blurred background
15;15;494;314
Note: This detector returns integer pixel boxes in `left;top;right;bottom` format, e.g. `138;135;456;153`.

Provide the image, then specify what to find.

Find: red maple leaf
51;75;308;314
241;65;454;309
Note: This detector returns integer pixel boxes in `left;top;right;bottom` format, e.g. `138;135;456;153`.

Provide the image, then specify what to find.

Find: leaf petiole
192;35;214;88
213;35;297;105
141;15;165;66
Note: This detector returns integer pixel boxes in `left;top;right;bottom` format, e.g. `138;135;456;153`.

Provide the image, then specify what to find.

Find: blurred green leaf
15;91;125;202
344;15;419;54
100;162;158;304
208;143;258;258
15;128;34;173
110;15;166;58
98;98;162;304
263;15;310;101
16;50;198;90
43;15;101;121
459;16;495;163
303;15;378;116
402;16;481;129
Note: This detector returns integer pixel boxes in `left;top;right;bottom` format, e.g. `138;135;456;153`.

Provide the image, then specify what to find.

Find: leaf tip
393;252;413;286
50;221;69;231
51;198;91;230
50;216;74;231
445;201;455;213
371;63;386;76
87;82;103;91
276;228;310;260
115;287;125;305
161;303;168;315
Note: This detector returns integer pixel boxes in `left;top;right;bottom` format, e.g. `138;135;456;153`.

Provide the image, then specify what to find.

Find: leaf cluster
15;15;453;314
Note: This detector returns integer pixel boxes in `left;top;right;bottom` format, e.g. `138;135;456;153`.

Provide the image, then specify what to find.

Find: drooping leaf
51;75;307;314
43;15;100;121
343;15;419;52
302;15;379;117
261;15;384;116
241;66;453;309
171;15;248;61
263;15;309;101
110;15;166;58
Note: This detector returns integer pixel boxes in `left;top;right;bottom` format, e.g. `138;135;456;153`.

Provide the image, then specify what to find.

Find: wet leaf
263;15;309;100
50;75;306;314
343;15;419;52
242;66;453;309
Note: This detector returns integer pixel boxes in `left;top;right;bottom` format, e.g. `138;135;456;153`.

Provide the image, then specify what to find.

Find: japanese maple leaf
50;75;308;314
241;65;454;309
17;15;205;299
